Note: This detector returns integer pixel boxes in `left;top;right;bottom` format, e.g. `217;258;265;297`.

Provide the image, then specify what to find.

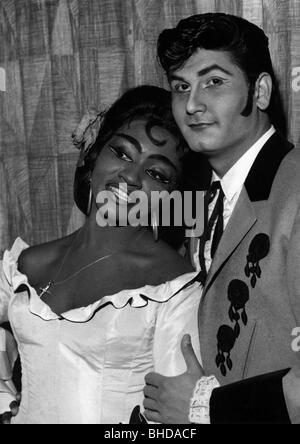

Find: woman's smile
105;183;132;205
91;119;181;224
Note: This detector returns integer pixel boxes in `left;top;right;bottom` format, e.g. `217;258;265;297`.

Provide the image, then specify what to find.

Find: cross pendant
39;281;53;297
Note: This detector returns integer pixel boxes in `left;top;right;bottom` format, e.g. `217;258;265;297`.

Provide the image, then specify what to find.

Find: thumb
181;334;204;375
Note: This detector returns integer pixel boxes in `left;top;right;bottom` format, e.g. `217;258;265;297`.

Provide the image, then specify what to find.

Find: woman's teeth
109;186;129;202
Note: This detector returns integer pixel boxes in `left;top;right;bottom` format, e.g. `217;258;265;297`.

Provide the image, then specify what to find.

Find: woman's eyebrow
114;133;142;152
113;135;178;172
148;154;178;173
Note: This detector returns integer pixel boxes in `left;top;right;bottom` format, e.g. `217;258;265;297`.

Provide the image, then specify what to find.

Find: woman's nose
186;86;207;115
118;164;143;189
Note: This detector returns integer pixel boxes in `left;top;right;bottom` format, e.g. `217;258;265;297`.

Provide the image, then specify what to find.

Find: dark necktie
197;181;225;285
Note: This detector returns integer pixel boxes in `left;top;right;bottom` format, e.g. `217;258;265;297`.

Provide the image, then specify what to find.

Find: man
144;13;300;424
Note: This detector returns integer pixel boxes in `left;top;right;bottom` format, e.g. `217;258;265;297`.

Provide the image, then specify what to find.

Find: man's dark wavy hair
157;13;287;136
74;85;188;216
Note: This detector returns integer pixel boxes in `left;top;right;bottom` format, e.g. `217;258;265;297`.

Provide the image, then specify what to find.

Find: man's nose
118;164;143;189
186;86;207;115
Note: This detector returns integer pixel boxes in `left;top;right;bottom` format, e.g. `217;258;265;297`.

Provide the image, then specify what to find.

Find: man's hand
283;367;300;424
143;334;204;423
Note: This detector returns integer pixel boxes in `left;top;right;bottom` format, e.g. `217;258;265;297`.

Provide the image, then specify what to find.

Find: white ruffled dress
0;238;201;424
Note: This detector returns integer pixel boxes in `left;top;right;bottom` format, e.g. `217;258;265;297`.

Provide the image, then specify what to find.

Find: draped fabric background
0;0;300;254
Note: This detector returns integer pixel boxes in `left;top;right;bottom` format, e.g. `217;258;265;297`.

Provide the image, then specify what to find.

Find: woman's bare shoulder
18;235;74;285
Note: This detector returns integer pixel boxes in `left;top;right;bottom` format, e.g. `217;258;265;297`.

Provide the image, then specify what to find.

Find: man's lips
187;122;215;129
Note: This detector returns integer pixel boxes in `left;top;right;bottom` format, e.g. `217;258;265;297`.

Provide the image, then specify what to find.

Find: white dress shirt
193;125;276;272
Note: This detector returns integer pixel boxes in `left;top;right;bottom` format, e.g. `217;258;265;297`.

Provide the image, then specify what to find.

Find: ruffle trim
2;238;199;323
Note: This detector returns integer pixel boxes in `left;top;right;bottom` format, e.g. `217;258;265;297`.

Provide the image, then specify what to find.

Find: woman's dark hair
74;85;188;216
157;13;287;136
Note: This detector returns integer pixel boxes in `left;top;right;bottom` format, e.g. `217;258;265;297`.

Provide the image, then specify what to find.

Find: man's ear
254;72;273;110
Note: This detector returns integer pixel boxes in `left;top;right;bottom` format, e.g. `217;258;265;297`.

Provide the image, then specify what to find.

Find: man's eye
146;169;171;184
205;78;224;88
171;83;190;93
109;145;132;162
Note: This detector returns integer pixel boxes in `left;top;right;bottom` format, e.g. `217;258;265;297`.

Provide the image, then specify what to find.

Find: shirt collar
212;125;276;202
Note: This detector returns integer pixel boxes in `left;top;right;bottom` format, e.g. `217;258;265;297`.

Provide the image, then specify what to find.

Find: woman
0;85;201;424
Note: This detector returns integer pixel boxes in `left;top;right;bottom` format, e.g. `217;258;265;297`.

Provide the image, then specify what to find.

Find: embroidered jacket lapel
202;131;293;294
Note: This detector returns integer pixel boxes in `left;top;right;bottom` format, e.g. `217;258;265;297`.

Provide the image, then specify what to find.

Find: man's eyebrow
169;64;233;81
148;154;178;173
197;64;233;77
114;133;142;153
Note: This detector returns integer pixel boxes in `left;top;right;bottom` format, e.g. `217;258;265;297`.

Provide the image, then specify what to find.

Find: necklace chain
39;228;146;298
39;229;114;297
53;253;112;286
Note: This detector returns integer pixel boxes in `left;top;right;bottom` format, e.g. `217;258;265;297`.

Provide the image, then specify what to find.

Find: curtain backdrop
0;0;300;253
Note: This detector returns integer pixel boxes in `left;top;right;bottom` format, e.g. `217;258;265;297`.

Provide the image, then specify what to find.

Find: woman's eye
146;169;171;184
109;145;132;162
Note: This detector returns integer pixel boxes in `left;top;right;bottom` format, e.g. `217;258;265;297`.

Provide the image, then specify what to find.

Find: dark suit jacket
189;132;300;423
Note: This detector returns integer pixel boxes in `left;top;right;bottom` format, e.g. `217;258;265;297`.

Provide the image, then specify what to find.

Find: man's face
170;48;259;167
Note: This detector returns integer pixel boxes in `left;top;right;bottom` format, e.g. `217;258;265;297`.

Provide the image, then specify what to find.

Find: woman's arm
0;327;18;416
0;259;18;415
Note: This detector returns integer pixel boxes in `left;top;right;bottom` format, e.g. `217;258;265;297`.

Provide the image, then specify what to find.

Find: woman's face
91;119;182;226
